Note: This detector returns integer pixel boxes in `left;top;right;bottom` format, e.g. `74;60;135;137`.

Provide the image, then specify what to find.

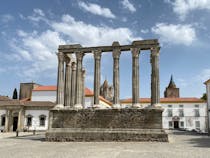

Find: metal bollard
16;130;19;137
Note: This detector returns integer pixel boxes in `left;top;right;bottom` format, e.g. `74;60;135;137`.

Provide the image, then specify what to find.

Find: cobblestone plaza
0;131;210;158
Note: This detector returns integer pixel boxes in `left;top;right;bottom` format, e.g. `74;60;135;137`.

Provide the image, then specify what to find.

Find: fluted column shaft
70;61;76;107
93;50;102;106
82;68;86;108
56;52;65;105
64;54;72;107
131;48;140;107
112;45;121;106
151;47;160;106
75;52;84;108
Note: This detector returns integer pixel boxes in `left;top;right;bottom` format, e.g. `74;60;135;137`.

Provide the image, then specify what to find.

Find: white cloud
51;14;139;46
0;14;14;23
9;29;65;79
8;10;139;81
78;1;116;19
121;0;136;13
33;8;45;16
151;23;196;46
166;0;210;20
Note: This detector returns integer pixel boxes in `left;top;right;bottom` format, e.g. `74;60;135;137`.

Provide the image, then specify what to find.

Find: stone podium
46;39;168;142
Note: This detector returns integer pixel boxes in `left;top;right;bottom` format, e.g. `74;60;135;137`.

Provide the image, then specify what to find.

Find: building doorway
13;116;18;131
174;121;179;129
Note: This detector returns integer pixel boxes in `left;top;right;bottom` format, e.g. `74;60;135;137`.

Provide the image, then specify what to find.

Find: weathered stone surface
46;109;168;142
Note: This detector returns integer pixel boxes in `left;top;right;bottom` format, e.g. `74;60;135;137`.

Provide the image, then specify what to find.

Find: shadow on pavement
172;130;210;148
5;133;46;142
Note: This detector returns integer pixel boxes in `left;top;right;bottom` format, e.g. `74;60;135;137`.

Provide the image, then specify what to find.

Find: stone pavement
0;130;210;158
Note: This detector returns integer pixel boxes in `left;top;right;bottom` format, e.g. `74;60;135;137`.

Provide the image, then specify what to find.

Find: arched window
26;114;33;126
39;115;46;126
1;114;6;126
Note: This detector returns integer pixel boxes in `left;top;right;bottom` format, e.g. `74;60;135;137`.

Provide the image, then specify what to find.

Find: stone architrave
64;54;72;107
56;52;65;108
112;42;121;108
151;47;161;107
70;60;76;107
82;68;86;108
131;48;142;108
93;50;102;108
74;52;84;109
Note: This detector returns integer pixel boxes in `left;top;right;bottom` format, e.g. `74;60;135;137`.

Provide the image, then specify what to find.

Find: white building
204;79;210;134
121;97;207;132
0;84;112;132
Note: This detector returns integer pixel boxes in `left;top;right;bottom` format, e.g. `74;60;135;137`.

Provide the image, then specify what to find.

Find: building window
179;109;184;117
169;121;173;128
39;115;46;126
195;104;199;108
195;121;200;130
1;115;5;126
194;109;200;117
168;105;172;108
26;115;33;126
179;105;184;108
167;109;173;117
180;121;184;128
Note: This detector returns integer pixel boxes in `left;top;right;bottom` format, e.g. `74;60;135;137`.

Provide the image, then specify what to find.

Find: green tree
201;93;207;101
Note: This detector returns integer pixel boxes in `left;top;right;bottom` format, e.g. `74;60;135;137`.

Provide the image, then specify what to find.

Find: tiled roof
33;86;57;91
120;97;206;103
0;96;11;101
33;86;94;95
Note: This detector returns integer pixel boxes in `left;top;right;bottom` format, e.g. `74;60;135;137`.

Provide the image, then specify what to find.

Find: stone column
82;68;86;108
131;48;142;108
74;52;84;109
151;47;160;107
112;42;121;108
17;108;23;131
56;52;65;108
5;110;9;132
93;50;102;108
70;60;76;107
64;54;72;107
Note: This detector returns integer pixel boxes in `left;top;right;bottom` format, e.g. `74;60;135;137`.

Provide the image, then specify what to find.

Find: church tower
164;75;179;98
100;80;113;102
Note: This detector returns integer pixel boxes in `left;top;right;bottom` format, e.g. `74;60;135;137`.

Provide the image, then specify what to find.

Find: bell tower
164;75;179;98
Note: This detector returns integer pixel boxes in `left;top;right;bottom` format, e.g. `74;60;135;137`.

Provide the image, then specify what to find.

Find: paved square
0;131;210;158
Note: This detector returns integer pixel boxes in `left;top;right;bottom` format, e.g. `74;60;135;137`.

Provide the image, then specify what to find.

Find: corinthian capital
75;51;84;61
131;48;140;58
93;50;102;60
151;47;160;56
57;52;64;62
64;54;72;66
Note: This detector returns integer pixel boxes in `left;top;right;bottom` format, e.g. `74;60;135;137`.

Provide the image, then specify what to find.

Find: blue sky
0;0;210;99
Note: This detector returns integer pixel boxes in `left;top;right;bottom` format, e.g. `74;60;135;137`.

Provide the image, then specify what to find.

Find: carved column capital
151;47;160;56
57;52;64;62
64;54;72;66
75;51;84;61
113;49;121;59
93;50;102;60
71;61;77;70
131;48;141;58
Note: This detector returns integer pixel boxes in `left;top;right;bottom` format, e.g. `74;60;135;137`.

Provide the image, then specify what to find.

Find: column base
112;104;121;109
53;104;64;110
151;103;162;108
74;104;83;109
132;103;143;108
92;104;103;109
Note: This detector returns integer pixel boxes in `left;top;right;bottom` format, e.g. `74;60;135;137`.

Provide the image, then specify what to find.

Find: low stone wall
46;108;168;142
